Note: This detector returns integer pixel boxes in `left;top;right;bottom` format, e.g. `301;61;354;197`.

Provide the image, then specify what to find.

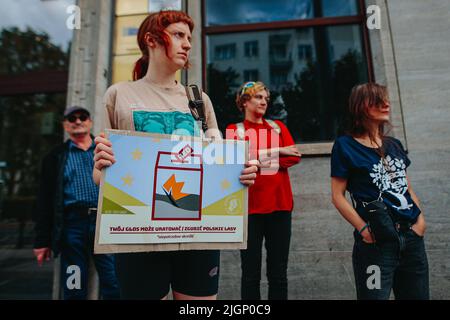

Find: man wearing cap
33;106;119;300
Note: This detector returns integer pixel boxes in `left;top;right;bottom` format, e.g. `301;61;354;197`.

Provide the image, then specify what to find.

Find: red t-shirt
226;119;301;214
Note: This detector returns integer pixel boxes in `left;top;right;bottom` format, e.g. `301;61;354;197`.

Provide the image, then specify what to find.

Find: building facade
64;0;450;299
52;0;450;299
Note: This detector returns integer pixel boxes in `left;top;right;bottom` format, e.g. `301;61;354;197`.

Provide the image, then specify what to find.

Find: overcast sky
0;0;75;50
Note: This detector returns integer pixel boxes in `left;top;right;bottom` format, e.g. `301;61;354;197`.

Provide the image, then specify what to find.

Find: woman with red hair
93;10;258;300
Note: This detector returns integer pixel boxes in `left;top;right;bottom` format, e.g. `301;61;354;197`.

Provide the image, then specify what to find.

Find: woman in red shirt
226;81;301;300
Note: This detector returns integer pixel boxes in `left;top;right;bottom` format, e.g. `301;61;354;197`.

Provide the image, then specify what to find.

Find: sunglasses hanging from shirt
185;84;208;133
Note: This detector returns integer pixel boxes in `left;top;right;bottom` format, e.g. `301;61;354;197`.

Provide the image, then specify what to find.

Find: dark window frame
298;44;313;61
244;40;259;57
243;69;259;82
214;43;237;60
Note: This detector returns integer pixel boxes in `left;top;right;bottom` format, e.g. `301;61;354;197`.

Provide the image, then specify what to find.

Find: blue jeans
240;211;292;300
60;210;120;300
352;227;429;300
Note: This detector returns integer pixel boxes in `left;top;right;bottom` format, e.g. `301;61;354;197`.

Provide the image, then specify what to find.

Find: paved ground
0;247;53;299
1;218;449;300
0;220;53;299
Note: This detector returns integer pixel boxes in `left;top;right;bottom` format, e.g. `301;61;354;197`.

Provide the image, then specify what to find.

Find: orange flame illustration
163;174;189;201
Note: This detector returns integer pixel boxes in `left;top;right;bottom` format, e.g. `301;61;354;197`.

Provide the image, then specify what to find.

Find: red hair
133;10;194;81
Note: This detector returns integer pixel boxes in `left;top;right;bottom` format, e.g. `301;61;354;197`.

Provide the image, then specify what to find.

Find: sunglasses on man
65;113;90;123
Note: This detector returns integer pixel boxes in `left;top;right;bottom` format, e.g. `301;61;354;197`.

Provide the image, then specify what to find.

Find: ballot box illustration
95;130;249;253
152;145;203;220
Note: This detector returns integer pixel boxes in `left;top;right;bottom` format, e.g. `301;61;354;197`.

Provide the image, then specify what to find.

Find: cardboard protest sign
94;129;248;253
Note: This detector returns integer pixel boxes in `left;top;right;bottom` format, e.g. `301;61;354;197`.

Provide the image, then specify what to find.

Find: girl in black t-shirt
331;83;429;300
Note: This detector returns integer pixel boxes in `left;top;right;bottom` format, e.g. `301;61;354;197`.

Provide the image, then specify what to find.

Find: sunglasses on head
66;113;89;123
240;81;256;96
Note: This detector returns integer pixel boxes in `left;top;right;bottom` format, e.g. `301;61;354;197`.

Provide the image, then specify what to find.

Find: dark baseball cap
64;106;90;118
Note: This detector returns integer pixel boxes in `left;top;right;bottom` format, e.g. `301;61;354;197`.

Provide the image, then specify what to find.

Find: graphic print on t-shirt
133;110;200;136
370;154;412;211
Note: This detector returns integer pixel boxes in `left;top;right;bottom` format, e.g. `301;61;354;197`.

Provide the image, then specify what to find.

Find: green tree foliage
0;27;68;75
279;49;367;142
332;49;367;136
207;64;241;134
0;27;68;210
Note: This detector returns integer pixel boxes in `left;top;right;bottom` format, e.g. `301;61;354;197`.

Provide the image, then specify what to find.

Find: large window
204;0;372;143
0;1;73;299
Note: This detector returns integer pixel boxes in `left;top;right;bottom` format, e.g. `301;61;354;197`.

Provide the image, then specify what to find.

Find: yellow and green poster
95;130;248;253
